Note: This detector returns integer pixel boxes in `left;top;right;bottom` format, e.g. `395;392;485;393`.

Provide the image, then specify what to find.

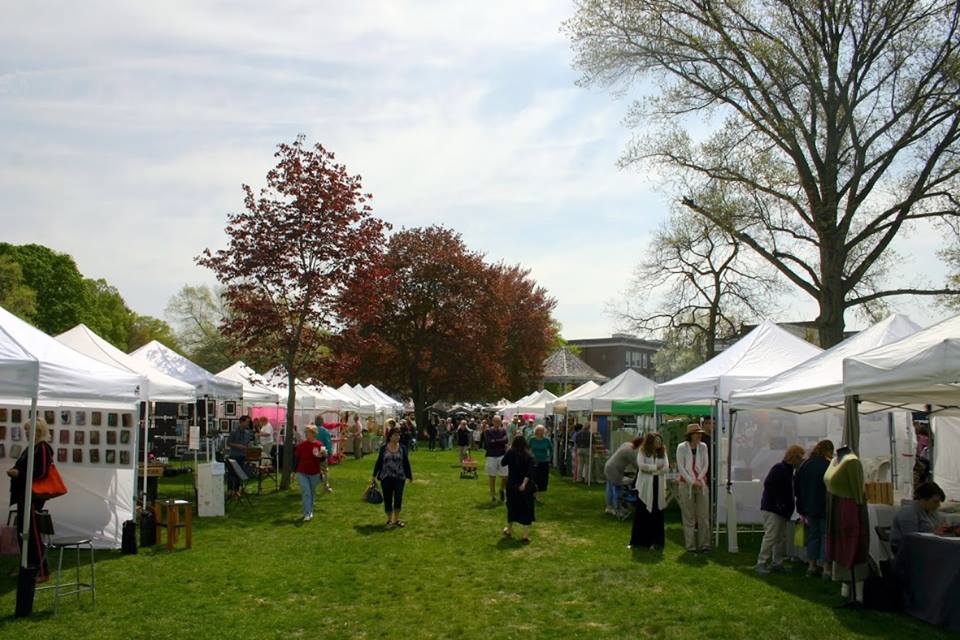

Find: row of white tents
496;313;959;548
0;304;402;559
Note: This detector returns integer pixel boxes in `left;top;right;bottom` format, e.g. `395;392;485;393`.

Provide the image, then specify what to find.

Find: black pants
533;462;550;492
16;502;49;579
428;434;436;450
630;476;664;548
381;477;406;514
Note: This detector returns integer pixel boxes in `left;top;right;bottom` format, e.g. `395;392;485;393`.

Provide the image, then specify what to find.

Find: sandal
502;527;512;537
386;521;395;529
395;520;406;528
521;538;530;545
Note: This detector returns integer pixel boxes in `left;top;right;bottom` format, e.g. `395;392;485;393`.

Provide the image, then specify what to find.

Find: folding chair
245;447;277;494
226;458;253;509
35;510;96;613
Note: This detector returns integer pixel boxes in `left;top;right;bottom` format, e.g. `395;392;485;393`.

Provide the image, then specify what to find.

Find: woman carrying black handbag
372;421;413;529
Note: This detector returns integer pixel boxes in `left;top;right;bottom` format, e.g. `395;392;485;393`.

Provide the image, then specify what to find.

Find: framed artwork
59;430;70;444
224;401;237;417
206;399;216;418
91;412;102;427
74;430;85;445
43;410;55;425
119;451;130;465
60;411;71;425
106;431;117;445
105;450;116;464
10;444;22;458
75;411;86;426
89;449;100;463
0;444;4;458
107;413;118;428
219;418;229;433
120;430;130;445
0;426;5;439
72;449;82;463
0;408;6;422
177;403;189;418
89;431;100;445
57;448;68;463
121;413;132;428
230;419;239;430
12;426;22;441
11;409;21;423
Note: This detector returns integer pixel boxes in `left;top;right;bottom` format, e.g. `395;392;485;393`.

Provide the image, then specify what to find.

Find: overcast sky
1;1;953;340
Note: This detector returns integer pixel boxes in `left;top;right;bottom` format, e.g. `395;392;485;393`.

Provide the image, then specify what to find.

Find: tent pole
142;399;150;511
726;408;739;553
888;412;898;491
587;410;593;486
20;395;39;569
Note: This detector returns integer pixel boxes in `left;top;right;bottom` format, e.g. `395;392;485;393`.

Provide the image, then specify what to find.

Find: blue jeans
381;477;406;515
805;515;826;562
297;472;321;516
605;480;622;509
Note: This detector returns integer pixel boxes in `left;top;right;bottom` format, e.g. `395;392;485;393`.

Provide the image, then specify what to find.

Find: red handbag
32;464;68;501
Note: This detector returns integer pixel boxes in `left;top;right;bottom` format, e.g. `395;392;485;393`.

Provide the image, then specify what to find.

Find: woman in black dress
630;432;668;550
6;419;54;581
500;435;535;543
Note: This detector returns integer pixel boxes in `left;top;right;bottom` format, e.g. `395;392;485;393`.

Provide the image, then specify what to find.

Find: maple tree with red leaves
197;135;388;488
328;225;557;429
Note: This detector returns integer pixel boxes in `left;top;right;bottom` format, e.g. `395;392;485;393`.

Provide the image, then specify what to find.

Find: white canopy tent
545;380;600;415
567;369;657;413
843;314;960;502
498;391;540;418
363;384;403;416
656;320;823;405
216;361;281;405
514;389;558;417
334;384;376;415
57;323;198;511
0;305;145;553
130;340;242;400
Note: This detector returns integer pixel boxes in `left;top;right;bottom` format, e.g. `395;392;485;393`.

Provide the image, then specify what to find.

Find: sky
1;1;954;341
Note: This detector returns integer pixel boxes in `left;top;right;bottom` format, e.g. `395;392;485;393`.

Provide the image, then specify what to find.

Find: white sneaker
604;506;616;515
304;513;313;521
324;486;333;494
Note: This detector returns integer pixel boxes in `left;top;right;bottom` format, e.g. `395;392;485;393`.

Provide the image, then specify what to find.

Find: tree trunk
281;367;296;490
412;377;428;441
816;242;847;348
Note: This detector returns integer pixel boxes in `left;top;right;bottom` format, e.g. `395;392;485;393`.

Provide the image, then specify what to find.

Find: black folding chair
225;458;253;509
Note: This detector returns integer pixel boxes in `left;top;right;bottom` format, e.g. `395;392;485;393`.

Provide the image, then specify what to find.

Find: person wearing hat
676;423;711;553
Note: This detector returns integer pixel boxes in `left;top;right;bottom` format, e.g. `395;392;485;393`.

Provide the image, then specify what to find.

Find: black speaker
121;519;137;554
139;510;156;548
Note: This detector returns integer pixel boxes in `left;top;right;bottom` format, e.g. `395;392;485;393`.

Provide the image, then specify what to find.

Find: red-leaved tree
328;226;557;427
197;136;388;488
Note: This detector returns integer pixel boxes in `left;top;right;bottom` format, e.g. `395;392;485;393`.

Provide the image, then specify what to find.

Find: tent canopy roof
843;313;960;412
56;324;196;403
216;362;281;404
730;314;921;413
0;306;143;406
655;320;822;405
567;369;657;412
129;341;242;399
545;381;600;413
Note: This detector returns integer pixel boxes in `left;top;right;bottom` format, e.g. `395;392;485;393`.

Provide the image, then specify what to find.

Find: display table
897;533;960;631
137;463;167;504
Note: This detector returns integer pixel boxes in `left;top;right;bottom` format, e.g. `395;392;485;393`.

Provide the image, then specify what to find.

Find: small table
897;533;960;631
154;499;192;551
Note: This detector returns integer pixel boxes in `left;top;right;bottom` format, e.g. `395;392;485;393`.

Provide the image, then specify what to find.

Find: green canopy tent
611;396;714;417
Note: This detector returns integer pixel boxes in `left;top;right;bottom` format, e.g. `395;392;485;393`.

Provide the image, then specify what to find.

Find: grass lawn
0;448;952;639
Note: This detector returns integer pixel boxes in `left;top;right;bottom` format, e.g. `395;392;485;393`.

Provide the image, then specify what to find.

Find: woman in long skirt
501;435;535;543
630;432;668;550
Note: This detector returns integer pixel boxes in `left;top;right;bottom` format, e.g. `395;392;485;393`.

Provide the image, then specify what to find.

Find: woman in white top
630;432;669;550
676;423;710;553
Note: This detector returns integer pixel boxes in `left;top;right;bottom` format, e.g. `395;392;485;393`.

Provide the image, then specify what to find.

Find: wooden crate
865;481;893;505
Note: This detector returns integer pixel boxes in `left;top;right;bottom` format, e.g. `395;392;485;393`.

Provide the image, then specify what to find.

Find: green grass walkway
0;449;950;639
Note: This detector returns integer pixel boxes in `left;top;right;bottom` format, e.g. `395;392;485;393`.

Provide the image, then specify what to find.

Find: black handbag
121;519;138;555
363;481;383;505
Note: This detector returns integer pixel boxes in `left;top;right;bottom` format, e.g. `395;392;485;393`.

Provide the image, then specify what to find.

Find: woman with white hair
6;419;54;581
529;425;552;504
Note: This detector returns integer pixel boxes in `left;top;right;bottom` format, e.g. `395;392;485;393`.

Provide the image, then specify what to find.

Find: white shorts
485;455;509;477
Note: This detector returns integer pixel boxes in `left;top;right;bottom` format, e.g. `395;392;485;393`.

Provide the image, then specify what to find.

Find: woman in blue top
529;425;552;504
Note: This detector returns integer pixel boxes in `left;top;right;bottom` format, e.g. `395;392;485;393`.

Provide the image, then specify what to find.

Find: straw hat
685;424;705;437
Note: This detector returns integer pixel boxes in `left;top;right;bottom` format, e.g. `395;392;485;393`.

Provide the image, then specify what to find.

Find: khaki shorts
485;455;508;477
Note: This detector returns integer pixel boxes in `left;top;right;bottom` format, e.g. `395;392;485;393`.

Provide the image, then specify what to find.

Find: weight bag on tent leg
14;565;39;618
122;519;137;554
140;510;156;548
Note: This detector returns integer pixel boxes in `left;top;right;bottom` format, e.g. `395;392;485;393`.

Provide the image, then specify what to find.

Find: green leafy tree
0;255;37;321
0;243;87;334
165;284;236;373
82;278;134;349
127;314;181;353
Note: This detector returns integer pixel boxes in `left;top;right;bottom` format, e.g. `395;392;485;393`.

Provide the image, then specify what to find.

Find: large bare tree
617;208;781;358
567;0;960;346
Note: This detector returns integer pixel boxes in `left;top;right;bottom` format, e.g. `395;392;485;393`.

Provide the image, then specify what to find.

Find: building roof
566;334;663;349
542;347;610;384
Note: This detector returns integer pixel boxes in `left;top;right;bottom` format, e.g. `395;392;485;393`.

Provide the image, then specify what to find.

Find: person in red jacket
293;426;326;522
